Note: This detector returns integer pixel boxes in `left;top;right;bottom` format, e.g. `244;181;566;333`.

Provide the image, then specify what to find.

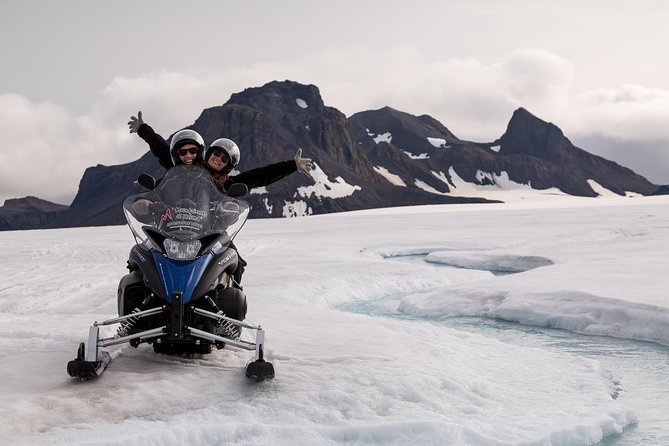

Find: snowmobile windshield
122;165;250;248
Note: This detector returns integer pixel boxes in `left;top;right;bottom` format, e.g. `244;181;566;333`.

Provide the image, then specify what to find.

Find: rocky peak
497;107;571;158
2;196;68;213
349;106;458;156
192;80;378;184
226;80;326;112
352;106;456;137
0;196;68;230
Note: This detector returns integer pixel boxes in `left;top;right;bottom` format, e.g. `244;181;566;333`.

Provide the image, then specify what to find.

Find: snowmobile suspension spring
205;295;237;339
117;295;153;337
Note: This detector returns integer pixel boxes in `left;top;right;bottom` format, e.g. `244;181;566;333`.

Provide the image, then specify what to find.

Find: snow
403;150;429;159
296;98;308;109
282;199;311;217
297;164;362;199
250;186;268;194
437;169;644;203
490;145;501;152
366;129;392;144
263;197;273;214
3;194;669;445
587;179;622;197
414;179;448;195
373;166;406;187
438;167;571;201
426;137;451;149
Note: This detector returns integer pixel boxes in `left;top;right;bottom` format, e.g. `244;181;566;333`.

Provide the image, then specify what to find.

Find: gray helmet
169;129;205;166
205;138;241;173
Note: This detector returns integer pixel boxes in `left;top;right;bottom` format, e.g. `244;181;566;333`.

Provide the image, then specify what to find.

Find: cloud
0;94;113;204
2;47;668;205
571;84;669;140
306;47;575;141
0;69;286;204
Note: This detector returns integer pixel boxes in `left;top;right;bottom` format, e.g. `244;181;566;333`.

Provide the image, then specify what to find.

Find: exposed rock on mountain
0;196;68;230
0;80;660;231
183;80;489;219
49;152;164;228
652;185;669;195
351;106;657;197
493;108;656;196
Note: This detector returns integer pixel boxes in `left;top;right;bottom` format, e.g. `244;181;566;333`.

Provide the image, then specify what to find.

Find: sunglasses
177;147;199;156
211;149;229;161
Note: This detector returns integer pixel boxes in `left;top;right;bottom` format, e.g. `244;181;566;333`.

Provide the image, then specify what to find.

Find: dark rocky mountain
350;106;658;197
0;196;68;230
652;185;669;195
48;152;164;228
0;80;662;231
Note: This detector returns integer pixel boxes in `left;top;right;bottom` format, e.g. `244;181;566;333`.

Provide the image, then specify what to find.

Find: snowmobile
67;165;275;381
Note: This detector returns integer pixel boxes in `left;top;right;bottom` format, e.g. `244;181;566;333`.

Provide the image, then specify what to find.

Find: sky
1;0;669;204
2;194;669;444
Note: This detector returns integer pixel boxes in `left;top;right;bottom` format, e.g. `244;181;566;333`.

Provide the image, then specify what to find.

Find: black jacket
137;123;173;169
137;123;298;191
218;161;297;192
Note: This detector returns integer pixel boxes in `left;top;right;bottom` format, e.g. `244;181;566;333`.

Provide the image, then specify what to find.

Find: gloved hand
216;201;240;213
132;198;152;215
294;148;313;175
128;111;144;133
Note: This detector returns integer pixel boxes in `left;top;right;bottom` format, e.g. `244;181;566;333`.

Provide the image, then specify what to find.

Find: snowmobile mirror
137;173;156;190
227;183;248;198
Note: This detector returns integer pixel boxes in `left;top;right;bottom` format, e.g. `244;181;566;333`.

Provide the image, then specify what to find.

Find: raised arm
128;111;173;169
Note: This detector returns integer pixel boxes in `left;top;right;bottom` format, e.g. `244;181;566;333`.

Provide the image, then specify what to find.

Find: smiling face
207;148;230;172
176;144;199;165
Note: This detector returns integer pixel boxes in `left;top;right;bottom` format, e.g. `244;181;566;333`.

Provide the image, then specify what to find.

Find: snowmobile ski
245;359;275;381
66;342;111;380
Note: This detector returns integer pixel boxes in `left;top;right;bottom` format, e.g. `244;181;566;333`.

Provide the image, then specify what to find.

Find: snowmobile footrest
67;351;111;380
245;359;275;382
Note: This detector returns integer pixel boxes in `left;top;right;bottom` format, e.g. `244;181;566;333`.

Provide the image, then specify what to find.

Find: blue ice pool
338;294;669;445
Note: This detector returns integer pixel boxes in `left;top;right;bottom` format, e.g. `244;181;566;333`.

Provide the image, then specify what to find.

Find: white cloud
572;84;669;140
0;94;118;204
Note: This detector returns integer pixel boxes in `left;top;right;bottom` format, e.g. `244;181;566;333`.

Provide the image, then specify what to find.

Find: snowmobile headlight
163;239;202;260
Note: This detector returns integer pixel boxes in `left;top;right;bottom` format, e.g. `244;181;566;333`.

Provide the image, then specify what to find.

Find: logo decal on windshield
158;208;173;230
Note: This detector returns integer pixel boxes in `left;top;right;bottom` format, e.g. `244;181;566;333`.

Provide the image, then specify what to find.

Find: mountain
0;80;662;231
349;106;657;197
0;196;68;230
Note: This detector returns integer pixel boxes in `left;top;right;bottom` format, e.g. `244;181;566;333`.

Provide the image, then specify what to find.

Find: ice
424;252;553;272
2;194;669;444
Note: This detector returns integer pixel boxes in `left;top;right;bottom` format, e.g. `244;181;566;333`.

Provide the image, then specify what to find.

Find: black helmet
169;129;205;165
